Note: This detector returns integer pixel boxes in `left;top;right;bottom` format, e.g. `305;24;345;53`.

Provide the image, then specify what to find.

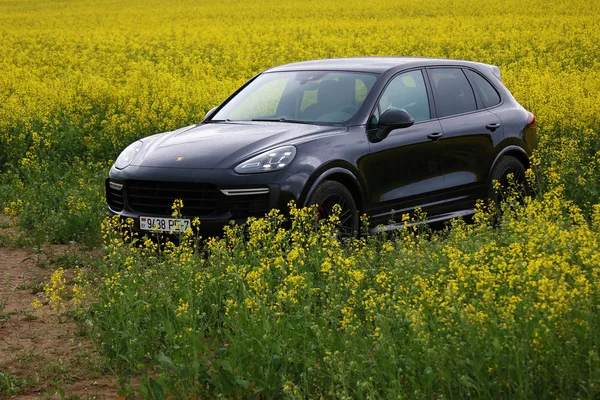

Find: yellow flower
176;298;189;317
44;268;67;317
31;298;43;310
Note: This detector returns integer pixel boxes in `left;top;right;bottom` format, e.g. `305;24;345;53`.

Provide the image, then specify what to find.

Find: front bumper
106;165;308;236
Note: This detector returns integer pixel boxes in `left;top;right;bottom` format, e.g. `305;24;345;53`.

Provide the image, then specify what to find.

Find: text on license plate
140;216;191;233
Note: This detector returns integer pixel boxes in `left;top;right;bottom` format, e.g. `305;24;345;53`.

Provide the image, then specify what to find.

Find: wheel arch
301;167;365;212
487;145;530;190
490;145;530;177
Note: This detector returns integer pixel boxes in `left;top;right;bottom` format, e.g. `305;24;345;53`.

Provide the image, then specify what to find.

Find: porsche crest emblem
176;156;184;162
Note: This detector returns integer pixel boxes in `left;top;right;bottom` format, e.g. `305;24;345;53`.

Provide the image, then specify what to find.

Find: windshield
212;71;378;124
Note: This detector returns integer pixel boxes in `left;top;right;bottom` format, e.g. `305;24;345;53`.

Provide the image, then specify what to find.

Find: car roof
266;57;496;75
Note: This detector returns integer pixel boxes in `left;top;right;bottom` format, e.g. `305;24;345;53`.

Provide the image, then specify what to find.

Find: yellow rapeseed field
1;0;599;234
0;0;599;204
1;0;599;397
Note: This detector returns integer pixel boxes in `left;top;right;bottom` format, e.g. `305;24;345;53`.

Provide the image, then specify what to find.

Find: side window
429;68;477;118
368;105;381;130
466;69;501;108
377;70;430;122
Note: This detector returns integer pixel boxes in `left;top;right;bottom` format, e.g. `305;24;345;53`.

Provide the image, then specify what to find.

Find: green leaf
158;352;176;371
236;379;250;389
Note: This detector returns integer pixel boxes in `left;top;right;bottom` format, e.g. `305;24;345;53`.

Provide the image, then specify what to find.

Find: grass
16;281;45;295
0;371;26;398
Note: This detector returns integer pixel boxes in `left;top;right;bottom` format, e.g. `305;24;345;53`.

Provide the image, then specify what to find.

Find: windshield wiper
251;118;314;125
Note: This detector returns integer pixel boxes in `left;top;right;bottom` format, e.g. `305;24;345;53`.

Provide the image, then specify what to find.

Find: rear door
426;67;501;209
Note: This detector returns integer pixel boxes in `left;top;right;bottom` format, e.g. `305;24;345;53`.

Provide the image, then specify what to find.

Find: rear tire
487;155;527;206
307;180;359;238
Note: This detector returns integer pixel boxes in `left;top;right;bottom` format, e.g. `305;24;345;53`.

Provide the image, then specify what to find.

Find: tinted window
378;70;430;122
429;68;477;117
466;69;501;108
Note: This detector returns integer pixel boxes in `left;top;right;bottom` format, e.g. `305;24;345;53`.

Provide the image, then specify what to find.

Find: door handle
427;132;443;141
486;123;501;131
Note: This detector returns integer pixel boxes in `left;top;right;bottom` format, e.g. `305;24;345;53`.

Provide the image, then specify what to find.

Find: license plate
140;216;191;233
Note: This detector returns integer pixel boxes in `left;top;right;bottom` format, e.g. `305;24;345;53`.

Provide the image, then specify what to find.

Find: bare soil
0;215;120;399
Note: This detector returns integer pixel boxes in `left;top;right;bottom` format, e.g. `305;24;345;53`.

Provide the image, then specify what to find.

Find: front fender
300;166;365;209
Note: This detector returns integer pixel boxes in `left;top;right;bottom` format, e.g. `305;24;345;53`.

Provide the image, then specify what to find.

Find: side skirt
369;209;476;234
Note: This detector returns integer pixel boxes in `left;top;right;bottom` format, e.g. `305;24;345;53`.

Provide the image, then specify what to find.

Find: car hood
131;121;346;169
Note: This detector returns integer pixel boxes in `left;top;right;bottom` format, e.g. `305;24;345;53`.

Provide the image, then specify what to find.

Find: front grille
225;194;270;218
106;180;124;212
109;179;272;220
126;180;218;217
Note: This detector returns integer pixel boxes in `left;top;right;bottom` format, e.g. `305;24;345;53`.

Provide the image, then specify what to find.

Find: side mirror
204;106;218;121
372;109;414;142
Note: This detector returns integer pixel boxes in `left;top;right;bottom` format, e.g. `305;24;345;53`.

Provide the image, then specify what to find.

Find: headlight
114;140;143;170
234;146;297;174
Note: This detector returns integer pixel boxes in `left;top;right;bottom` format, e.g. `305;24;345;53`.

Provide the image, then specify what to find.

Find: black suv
106;57;537;236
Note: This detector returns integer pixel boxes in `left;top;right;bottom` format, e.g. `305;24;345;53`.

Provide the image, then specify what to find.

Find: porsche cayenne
106;57;537;236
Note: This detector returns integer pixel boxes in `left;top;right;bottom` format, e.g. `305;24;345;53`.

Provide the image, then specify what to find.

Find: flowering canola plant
82;193;600;398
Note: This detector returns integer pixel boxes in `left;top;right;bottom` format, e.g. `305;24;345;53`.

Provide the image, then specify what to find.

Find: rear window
466;69;501;108
429;68;477;118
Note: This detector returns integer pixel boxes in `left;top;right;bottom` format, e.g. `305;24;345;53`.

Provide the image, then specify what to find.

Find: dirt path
0;216;120;399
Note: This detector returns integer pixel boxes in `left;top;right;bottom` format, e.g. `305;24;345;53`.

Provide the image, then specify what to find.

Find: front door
360;69;446;227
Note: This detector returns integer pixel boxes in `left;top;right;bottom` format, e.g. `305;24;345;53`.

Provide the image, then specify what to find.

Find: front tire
307;180;359;238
